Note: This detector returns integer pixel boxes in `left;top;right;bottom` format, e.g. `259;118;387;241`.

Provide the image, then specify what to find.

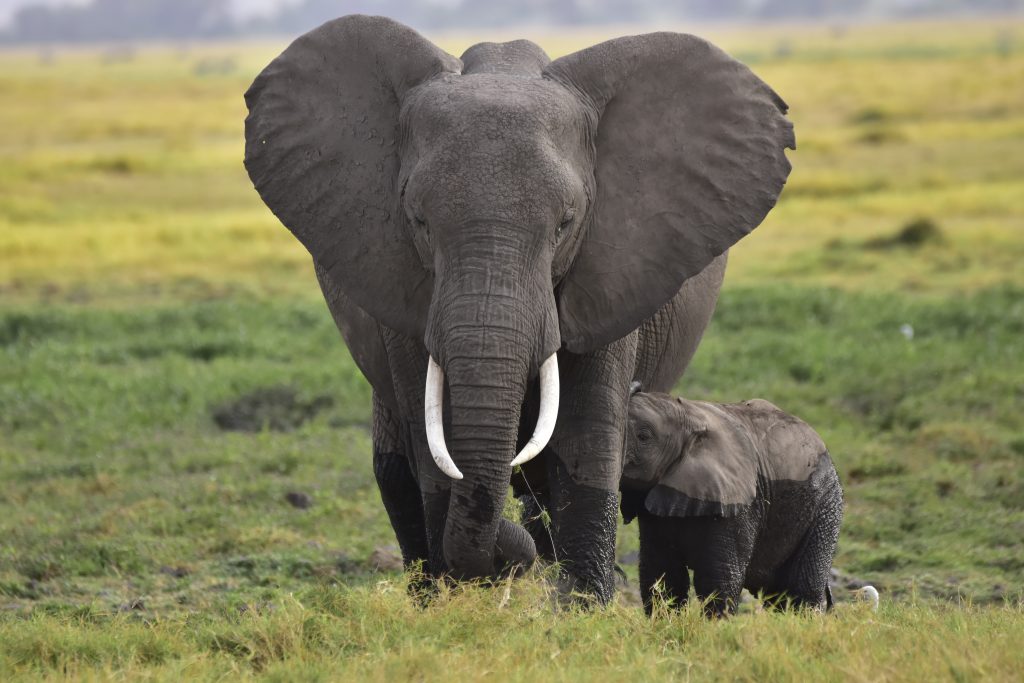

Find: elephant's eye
413;214;427;230
637;428;653;444
408;210;431;250
556;207;576;240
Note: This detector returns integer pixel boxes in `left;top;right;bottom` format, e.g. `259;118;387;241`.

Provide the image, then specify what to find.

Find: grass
1;17;1023;681
1;583;1021;681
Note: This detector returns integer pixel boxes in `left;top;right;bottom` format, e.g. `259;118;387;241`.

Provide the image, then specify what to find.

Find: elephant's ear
644;402;758;518
544;33;795;353
244;15;461;337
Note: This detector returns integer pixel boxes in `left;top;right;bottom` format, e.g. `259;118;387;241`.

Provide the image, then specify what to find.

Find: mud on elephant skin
243;15;794;599
621;388;844;616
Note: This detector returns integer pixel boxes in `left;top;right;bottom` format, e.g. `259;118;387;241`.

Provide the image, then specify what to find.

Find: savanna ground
1;18;1023;681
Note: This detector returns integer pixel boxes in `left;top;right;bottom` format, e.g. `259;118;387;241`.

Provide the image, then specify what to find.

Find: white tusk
425;356;463;480
511;354;559;467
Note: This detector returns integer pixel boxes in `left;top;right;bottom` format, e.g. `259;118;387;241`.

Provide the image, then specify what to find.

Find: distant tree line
4;0;232;43
2;0;1022;44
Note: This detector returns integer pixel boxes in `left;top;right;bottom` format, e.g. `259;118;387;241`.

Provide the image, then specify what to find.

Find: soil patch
211;386;333;433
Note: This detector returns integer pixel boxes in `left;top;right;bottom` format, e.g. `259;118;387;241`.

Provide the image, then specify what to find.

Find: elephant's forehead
405;75;580;137
628;394;672;427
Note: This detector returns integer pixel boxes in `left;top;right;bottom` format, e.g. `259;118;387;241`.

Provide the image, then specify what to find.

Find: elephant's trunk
424;244;559;579
441;350;529;578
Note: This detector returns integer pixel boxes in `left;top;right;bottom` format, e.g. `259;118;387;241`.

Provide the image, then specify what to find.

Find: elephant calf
620;387;843;616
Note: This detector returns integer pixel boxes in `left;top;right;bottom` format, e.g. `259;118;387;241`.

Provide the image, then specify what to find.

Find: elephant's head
244;16;793;579
622;392;761;522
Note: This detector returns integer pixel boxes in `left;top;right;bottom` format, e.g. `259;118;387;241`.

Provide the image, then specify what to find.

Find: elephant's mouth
424;353;560;479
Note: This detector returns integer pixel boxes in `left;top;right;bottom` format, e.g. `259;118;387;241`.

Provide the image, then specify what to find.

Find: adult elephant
244;15;793;602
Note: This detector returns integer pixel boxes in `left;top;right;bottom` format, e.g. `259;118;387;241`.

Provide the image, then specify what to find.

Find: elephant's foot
548;476;619;606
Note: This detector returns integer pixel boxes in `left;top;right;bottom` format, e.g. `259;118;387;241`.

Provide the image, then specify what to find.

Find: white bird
854;585;880;610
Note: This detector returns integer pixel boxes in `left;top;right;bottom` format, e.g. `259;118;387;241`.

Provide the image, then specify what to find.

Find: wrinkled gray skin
243;15;794;601
621;391;843;615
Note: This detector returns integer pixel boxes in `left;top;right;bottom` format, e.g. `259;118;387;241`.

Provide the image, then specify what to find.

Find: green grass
2;288;1021;608
1;584;1022;682
2;18;1023;681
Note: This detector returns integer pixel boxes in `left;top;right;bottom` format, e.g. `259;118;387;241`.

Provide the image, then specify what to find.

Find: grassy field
2;19;1023;681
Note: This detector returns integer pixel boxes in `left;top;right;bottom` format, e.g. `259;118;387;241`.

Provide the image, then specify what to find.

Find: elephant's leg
548;332;639;605
419;478;452;578
548;465;619;603
393;415;457;579
691;563;744;618
638;516;690;615
688;518;753;617
318;274;438;571
372;392;428;569
779;483;843;611
378;328;452;578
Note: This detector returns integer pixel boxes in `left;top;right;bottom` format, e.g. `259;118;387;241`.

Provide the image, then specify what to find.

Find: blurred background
1;0;1022;40
1;0;1022;623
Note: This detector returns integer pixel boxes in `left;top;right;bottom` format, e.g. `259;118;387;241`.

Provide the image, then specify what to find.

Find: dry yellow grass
2;20;1022;304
